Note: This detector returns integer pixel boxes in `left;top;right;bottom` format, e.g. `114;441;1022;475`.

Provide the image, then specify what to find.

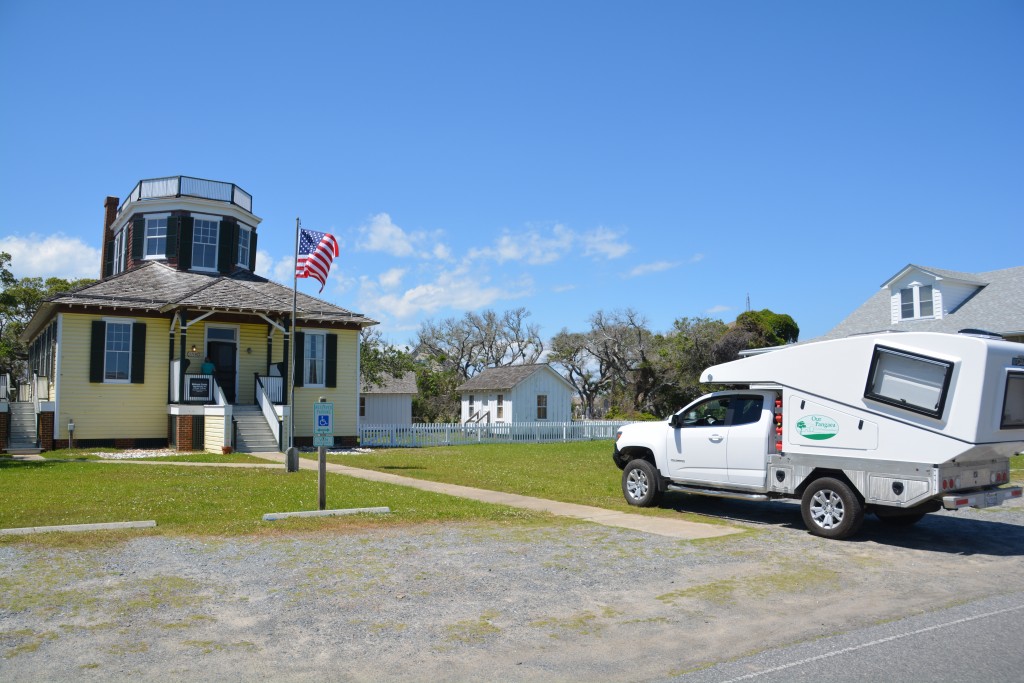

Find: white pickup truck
613;331;1024;539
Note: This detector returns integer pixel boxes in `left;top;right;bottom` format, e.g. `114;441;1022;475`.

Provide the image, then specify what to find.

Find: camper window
1002;372;1024;430
864;345;953;419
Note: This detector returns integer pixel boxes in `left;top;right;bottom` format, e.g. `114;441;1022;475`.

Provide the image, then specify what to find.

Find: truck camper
613;331;1024;539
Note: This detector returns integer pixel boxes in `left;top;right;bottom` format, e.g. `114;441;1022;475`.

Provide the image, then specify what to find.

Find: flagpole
287;217;300;471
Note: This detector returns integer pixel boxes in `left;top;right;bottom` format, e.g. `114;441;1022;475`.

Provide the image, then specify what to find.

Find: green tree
359;328;414;388
0;252;95;378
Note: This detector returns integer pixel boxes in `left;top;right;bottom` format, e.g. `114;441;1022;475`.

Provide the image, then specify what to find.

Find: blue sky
1;1;1021;346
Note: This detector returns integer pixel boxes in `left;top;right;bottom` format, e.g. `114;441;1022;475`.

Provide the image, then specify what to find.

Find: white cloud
552;284;576;293
0;234;102;279
468;224;576;265
627;261;679;278
689;253;705;264
360;266;532;320
582;227;631;260
356;212;450;260
706;305;732;314
379;268;406;288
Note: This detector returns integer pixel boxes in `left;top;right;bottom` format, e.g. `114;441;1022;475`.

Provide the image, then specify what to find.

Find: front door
207;341;236;404
666;396;731;484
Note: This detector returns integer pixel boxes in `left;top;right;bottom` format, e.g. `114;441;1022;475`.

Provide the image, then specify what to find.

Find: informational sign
313;435;334;447
314;402;334;435
188;376;212;402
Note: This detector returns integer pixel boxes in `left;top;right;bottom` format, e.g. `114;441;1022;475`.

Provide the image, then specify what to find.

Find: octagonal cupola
100;176;262;279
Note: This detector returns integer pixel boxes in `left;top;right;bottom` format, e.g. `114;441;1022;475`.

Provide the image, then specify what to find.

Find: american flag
295;228;340;292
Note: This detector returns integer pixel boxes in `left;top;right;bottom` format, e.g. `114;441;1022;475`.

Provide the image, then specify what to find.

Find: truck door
667;396;731;483
725;395;770;486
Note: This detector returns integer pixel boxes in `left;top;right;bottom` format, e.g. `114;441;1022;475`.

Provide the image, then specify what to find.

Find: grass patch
1011;453;1023;484
322;441;732;525
29;447;267;464
444;611;502;643
0;459;550;541
656;562;841;606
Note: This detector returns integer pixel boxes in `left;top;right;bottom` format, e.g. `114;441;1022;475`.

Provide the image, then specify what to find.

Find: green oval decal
795;414;839;440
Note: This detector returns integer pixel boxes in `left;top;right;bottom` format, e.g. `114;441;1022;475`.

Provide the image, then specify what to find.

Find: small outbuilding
360;371;417;424
455;364;573;424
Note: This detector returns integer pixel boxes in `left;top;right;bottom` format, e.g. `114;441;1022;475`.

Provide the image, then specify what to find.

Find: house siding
292;328;359;438
58;312;170;442
362;394;413;424
204;413;225;452
510;369;572;422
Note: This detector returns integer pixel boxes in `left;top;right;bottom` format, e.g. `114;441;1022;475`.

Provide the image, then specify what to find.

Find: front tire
800;477;864;539
622;459;663;507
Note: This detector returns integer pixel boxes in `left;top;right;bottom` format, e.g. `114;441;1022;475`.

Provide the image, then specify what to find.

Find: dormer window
144;214;170;259
192;215;220;271
900;284;934;320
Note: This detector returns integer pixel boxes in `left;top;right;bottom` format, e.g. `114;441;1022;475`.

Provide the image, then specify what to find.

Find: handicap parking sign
313;402;334;435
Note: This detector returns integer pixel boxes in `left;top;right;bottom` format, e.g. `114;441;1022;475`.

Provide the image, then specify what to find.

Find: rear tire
622;459;663;507
800;477;864;539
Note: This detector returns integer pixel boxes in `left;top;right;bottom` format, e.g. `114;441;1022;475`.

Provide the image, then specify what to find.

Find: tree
548;329;607;419
0;252;95;378
359;328;415;389
413;307;543;379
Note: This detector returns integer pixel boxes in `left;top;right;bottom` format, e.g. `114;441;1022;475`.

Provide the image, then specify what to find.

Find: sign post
313;398;334;510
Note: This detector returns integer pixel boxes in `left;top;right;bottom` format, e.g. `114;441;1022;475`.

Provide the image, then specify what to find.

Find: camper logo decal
795;415;839;440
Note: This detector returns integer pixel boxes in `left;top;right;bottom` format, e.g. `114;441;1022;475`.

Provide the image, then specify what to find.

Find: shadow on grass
658;492;1024;557
378;465;427;471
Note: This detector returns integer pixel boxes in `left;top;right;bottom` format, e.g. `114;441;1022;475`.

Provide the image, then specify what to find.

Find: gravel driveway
2;496;1023;682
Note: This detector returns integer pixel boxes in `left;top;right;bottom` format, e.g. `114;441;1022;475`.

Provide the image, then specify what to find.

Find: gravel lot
2;495;1023;682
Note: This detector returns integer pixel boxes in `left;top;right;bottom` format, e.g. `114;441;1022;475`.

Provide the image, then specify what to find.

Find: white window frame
113;227;126;275
144;212;171;259
192;213;220;272
537;394;548;420
103;317;134;383
237;224;252;267
468;394;475;415
304;331;326;387
496;394;504;419
899;283;935;321
359;396;366;418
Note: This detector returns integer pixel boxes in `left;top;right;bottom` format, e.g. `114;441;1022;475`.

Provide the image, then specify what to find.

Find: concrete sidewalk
252;452;742;540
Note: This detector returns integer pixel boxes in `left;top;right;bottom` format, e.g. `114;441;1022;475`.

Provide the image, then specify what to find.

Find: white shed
360;371;417;424
456;364;574;423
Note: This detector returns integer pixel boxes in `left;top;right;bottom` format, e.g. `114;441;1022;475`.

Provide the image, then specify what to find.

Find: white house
455;364;574;423
820;264;1024;343
360;371;416;424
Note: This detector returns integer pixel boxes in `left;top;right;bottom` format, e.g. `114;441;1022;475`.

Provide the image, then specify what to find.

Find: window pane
729;397;764;426
900;289;915;319
146;218;167;256
919;285;933;317
866;347;952;417
237;228;250;266
304;333;325;385
537;394;547;419
192;219;219;269
105;322;131;381
1002;373;1024;429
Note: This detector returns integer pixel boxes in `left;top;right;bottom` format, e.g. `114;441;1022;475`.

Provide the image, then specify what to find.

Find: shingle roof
455;364;554;391
821;264;1024;340
881;264;988;287
23;261;376;340
361;371;418;395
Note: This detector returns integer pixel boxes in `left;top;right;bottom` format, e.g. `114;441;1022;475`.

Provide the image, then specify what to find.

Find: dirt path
3;495;1023;682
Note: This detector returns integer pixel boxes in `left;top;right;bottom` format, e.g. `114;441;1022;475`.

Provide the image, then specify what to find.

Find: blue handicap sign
318;415;330;427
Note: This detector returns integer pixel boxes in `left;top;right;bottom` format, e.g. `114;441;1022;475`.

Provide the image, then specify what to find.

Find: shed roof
361;371;418;395
455;364;567;392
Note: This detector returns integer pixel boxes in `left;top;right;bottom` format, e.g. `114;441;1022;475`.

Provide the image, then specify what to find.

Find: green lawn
0;459;550;541
1012;453;1023;483
318;440;725;524
27;448;268;464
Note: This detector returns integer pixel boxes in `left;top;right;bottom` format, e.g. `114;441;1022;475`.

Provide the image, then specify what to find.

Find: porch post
178;309;188;403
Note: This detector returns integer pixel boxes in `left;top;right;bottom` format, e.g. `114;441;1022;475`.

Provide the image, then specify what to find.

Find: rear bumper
942;486;1022;510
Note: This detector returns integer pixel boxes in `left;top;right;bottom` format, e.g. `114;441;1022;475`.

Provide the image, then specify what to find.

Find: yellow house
15;176;375;454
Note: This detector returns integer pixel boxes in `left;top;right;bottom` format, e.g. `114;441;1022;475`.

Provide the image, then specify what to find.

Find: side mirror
669;413;683;428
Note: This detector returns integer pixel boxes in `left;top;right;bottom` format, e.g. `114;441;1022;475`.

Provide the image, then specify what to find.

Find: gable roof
361;371;417;395
881;263;988;288
21;261;376;341
821;264;1024;341
455;364;570;392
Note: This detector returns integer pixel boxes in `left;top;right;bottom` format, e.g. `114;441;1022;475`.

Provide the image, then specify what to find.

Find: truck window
864;345;953;419
680;396;763;427
730;397;764;426
1002;372;1024;429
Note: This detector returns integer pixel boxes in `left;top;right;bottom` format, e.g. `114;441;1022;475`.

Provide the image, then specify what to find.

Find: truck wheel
622;459;662;507
800;477;864;539
874;509;926;527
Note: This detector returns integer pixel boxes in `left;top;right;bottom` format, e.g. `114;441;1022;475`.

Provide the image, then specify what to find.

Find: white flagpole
287;217;300;470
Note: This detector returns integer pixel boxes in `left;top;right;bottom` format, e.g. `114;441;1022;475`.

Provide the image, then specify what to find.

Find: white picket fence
358;420;631;448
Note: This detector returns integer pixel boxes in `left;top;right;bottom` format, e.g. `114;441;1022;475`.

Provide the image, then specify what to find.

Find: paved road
665;592;1024;683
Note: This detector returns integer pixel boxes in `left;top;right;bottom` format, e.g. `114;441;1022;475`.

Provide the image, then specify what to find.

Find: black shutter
326;333;337;388
166;216;179;259
218;220;237;274
248;230;258;272
131;217;145;262
178;217;194;271
90;320;105;383
294;331;305;387
103;240;114;278
131;323;146;384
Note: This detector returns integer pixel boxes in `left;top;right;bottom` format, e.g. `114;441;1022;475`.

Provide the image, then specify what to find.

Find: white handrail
256;378;282;446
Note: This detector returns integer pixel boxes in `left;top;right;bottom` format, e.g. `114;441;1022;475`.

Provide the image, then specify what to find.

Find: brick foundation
176;415;194;452
38;411;54;452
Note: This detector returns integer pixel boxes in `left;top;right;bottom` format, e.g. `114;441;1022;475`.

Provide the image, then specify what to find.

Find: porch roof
21;261;376;341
